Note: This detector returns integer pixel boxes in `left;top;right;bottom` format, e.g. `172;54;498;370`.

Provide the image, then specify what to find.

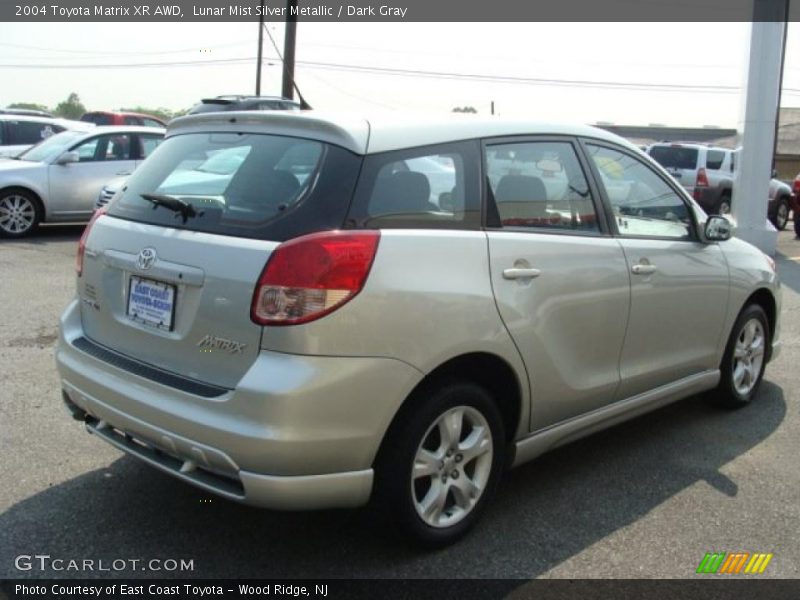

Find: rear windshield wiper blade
141;193;204;223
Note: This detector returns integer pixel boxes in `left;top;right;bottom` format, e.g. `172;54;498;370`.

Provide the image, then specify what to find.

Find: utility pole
255;0;265;95
282;0;298;99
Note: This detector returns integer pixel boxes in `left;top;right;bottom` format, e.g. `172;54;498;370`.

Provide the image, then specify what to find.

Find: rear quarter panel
259;229;531;438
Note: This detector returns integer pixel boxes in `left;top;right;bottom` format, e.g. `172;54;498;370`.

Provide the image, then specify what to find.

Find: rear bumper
56;299;422;509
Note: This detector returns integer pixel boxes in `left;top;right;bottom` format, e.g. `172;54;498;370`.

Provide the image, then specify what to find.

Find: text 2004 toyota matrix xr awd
56;112;780;546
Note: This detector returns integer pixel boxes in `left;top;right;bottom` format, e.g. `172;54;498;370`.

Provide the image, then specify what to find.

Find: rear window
108;132;361;241
649;146;699;170
81;113;113;125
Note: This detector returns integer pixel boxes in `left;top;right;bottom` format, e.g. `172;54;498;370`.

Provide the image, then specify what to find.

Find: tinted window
109;133;361;241
348;141;480;229
80;113;113;126
124;116;143;126
8;121;62;145
485;141;599;232
143;118;164;128
588;144;693;239
706;150;725;170
648;146;699;170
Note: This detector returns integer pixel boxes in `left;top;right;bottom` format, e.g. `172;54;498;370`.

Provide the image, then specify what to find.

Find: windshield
648;146;699;170
16;130;85;162
108;132;361;241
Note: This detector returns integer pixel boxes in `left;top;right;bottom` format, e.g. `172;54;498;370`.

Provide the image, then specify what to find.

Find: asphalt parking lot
1;224;799;580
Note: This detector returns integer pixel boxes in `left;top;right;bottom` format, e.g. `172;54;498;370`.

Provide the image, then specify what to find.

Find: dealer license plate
127;276;176;331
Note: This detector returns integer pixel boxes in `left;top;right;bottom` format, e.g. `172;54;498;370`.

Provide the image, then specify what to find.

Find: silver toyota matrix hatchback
57;112;781;545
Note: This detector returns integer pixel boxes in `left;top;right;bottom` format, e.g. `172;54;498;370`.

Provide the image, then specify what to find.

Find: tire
373;380;506;547
711;304;769;409
794;206;800;238
770;197;789;231
0;188;41;238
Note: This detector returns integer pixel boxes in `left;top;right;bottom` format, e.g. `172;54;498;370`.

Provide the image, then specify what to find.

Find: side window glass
485;141;599;232
74;137;101;162
123;116;142;126
9;121;56;145
587;144;693;239
138;135;163;159
706;150;725;170
351;143;480;229
143;118;163;128
105;135;132;160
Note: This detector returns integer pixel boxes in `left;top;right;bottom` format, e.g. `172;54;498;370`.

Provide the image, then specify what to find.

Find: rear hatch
648;144;699;192
78;126;362;389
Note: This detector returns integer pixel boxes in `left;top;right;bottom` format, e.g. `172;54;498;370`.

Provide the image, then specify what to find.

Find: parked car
647;143;793;230
80;111;166;128
187;95;302;115
57;113;780;546
0;126;164;237
0;115;93;158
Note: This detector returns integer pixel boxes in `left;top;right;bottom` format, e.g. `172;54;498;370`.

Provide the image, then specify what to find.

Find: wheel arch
373;352;524;468
0;185;46;219
743;287;777;362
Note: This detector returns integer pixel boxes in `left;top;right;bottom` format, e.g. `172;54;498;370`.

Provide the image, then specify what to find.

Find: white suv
57;113;781;545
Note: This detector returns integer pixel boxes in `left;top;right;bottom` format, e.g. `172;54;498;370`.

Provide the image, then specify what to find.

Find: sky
0;22;798;127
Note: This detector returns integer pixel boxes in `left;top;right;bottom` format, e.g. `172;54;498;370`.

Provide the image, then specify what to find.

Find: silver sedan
0;126;164;237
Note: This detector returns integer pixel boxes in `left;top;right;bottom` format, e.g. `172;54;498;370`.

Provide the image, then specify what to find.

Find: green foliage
120;106;187;122
53;92;86;120
7;102;50;113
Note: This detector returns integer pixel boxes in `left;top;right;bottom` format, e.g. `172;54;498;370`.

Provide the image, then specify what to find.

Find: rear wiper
141;193;204;223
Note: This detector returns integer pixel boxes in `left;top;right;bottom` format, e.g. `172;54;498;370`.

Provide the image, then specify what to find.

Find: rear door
484;138;631;430
80;131;360;389
583;141;729;399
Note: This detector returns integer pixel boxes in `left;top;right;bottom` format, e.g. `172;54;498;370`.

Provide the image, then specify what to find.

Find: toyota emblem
136;248;157;271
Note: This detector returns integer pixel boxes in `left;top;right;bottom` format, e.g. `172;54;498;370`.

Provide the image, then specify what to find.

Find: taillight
693;168;709;200
251;230;380;326
793;177;800;196
76;206;107;276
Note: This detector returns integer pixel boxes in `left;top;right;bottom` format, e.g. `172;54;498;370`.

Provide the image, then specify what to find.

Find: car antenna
262;22;312;110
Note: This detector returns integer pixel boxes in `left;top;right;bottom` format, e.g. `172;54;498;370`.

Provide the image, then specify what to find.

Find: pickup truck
647;142;793;230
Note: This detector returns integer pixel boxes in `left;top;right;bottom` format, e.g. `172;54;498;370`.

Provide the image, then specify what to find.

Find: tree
120;106;181;122
54;93;86;120
7;102;51;113
452;106;478;114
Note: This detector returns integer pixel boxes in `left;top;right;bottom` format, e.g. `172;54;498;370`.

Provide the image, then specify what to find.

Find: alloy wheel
0;194;36;235
732;318;765;396
411;405;493;528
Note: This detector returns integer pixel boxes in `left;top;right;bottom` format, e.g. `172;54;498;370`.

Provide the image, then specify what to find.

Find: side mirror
704;215;732;242
56;151;79;165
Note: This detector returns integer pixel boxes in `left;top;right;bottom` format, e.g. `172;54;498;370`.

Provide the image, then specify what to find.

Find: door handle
631;264;657;275
503;267;542;280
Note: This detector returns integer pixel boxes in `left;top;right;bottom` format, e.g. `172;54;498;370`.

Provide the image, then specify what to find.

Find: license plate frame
126;275;177;331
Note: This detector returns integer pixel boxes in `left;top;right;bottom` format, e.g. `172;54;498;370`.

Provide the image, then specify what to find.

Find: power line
0;40;255;56
0;54;798;95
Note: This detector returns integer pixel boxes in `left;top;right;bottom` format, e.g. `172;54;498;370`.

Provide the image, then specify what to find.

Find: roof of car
168;111;641;155
75;125;166;136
